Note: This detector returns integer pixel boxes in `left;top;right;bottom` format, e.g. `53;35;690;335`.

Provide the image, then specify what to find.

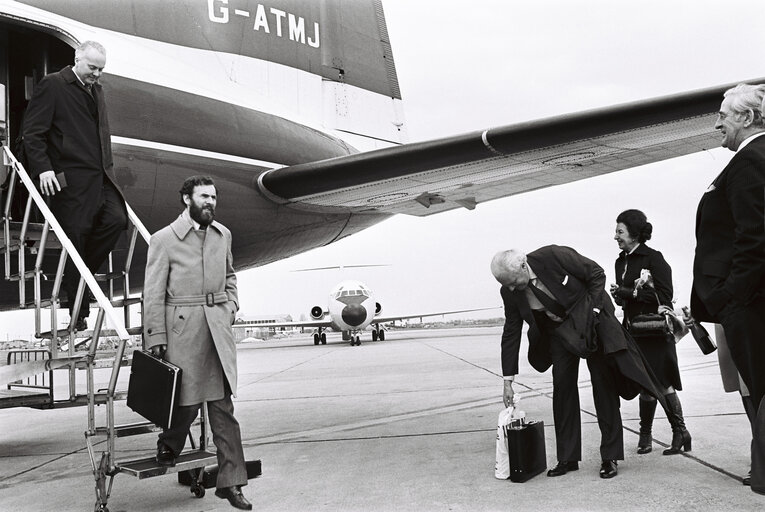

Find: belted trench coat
143;214;239;406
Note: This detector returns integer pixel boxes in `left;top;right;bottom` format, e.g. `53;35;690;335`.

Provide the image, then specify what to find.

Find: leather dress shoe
547;460;579;477
155;444;175;467
215;485;252;510
599;459;618;479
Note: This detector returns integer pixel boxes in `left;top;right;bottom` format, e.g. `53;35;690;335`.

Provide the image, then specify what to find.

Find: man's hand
38;170;61;196
150;344;166;359
503;380;515;408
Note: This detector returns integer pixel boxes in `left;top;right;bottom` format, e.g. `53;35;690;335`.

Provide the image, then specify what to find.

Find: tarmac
0;325;761;512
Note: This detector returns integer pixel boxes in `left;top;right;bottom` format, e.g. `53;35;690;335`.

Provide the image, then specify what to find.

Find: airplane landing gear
313;333;320;345
349;335;361;346
321;332;327;344
372;326;385;341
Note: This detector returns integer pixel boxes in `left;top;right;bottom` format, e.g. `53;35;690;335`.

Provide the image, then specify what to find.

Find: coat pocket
171;306;188;335
701;260;730;278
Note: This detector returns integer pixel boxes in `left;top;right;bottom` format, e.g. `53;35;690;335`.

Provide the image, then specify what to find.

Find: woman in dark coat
610;209;691;456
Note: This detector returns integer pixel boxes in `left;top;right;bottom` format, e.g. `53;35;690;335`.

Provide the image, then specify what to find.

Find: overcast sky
3;0;765;339
234;0;765;324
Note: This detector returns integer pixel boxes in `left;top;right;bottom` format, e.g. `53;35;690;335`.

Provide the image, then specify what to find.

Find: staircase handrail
2;145;148;340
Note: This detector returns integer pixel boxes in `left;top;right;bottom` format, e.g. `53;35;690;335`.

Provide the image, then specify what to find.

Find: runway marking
237;346;344;390
244;395;505;446
415;338;747;485
0;443;95;487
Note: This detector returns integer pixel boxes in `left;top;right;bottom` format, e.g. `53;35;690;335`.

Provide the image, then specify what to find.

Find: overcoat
143;214;239;406
22;65;124;229
614;244;682;391
691;135;765;322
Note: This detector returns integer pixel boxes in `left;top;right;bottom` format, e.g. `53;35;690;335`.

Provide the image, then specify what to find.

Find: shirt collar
627;243;641;255
72;68;87;88
736;131;765;153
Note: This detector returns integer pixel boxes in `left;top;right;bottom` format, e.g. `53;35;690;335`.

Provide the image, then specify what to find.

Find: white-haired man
690;83;765;494
491;245;663;480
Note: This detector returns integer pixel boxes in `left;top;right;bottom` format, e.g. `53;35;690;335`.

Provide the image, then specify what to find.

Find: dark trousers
543;314;624;462
158;393;248;489
53;181;126;319
718;298;765;491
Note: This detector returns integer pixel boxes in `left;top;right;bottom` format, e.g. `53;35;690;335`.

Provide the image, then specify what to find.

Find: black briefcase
127;350;182;429
506;420;547;483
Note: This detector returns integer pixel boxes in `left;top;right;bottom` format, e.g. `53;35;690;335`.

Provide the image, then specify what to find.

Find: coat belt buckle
206;293;215;307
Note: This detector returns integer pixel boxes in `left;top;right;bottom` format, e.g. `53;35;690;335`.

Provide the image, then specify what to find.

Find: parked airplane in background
0;0;757;311
238;279;496;346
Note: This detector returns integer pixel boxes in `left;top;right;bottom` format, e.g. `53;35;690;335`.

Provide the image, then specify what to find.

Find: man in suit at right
690;83;765;494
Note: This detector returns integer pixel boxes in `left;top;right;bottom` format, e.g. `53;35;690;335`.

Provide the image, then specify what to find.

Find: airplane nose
341;304;366;327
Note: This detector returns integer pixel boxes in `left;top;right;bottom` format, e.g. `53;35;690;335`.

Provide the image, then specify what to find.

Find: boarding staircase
1;146;220;512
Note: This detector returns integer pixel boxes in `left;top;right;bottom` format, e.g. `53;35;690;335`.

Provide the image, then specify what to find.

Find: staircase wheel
191;483;206;498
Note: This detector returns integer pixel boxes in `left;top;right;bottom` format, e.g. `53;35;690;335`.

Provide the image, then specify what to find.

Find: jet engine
375;302;383;316
310;306;325;319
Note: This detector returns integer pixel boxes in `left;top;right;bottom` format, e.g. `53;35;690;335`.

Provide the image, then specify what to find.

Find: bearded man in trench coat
143;175;251;510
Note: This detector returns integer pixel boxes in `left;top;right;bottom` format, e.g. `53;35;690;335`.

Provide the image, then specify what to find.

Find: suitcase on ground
506;420;546;482
126;350;182;429
178;459;262;488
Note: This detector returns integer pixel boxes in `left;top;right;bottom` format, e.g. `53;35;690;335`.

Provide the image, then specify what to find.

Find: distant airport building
233;314;295;342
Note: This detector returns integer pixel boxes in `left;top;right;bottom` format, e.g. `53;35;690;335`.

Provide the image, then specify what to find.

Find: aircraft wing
373;306;500;324
257;79;761;217
238;319;333;329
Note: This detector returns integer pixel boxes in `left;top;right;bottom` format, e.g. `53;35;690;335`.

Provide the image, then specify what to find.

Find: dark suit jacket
500;245;607;375
691;134;765;322
22;65;123;219
614;244;673;323
500;245;667;403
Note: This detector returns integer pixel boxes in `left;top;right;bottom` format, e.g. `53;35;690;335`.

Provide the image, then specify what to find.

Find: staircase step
117;450;218;480
0;242;21;254
50;390;128;408
38;325;141;340
6;270;36;281
74;355;132;370
19;298;54;309
95;271;124;282
92;421;160;438
110;296;142;308
85;390;129;405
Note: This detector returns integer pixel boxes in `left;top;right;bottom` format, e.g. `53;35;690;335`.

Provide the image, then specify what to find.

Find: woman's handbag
626;284;674;342
628;313;673;341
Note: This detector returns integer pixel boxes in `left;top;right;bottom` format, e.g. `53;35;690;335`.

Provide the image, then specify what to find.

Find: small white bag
495;395;525;479
494;406;514;479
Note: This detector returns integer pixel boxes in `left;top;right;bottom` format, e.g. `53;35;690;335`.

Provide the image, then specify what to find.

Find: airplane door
0;21;72;215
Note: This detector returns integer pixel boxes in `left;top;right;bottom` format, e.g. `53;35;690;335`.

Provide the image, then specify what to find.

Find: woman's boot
637;398;657;454
663;392;692;455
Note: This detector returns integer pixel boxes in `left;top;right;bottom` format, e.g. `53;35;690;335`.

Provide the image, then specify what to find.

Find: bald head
490;249;530;291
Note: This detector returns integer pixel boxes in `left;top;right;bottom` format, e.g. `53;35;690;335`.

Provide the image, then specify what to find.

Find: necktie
527;280;566;319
